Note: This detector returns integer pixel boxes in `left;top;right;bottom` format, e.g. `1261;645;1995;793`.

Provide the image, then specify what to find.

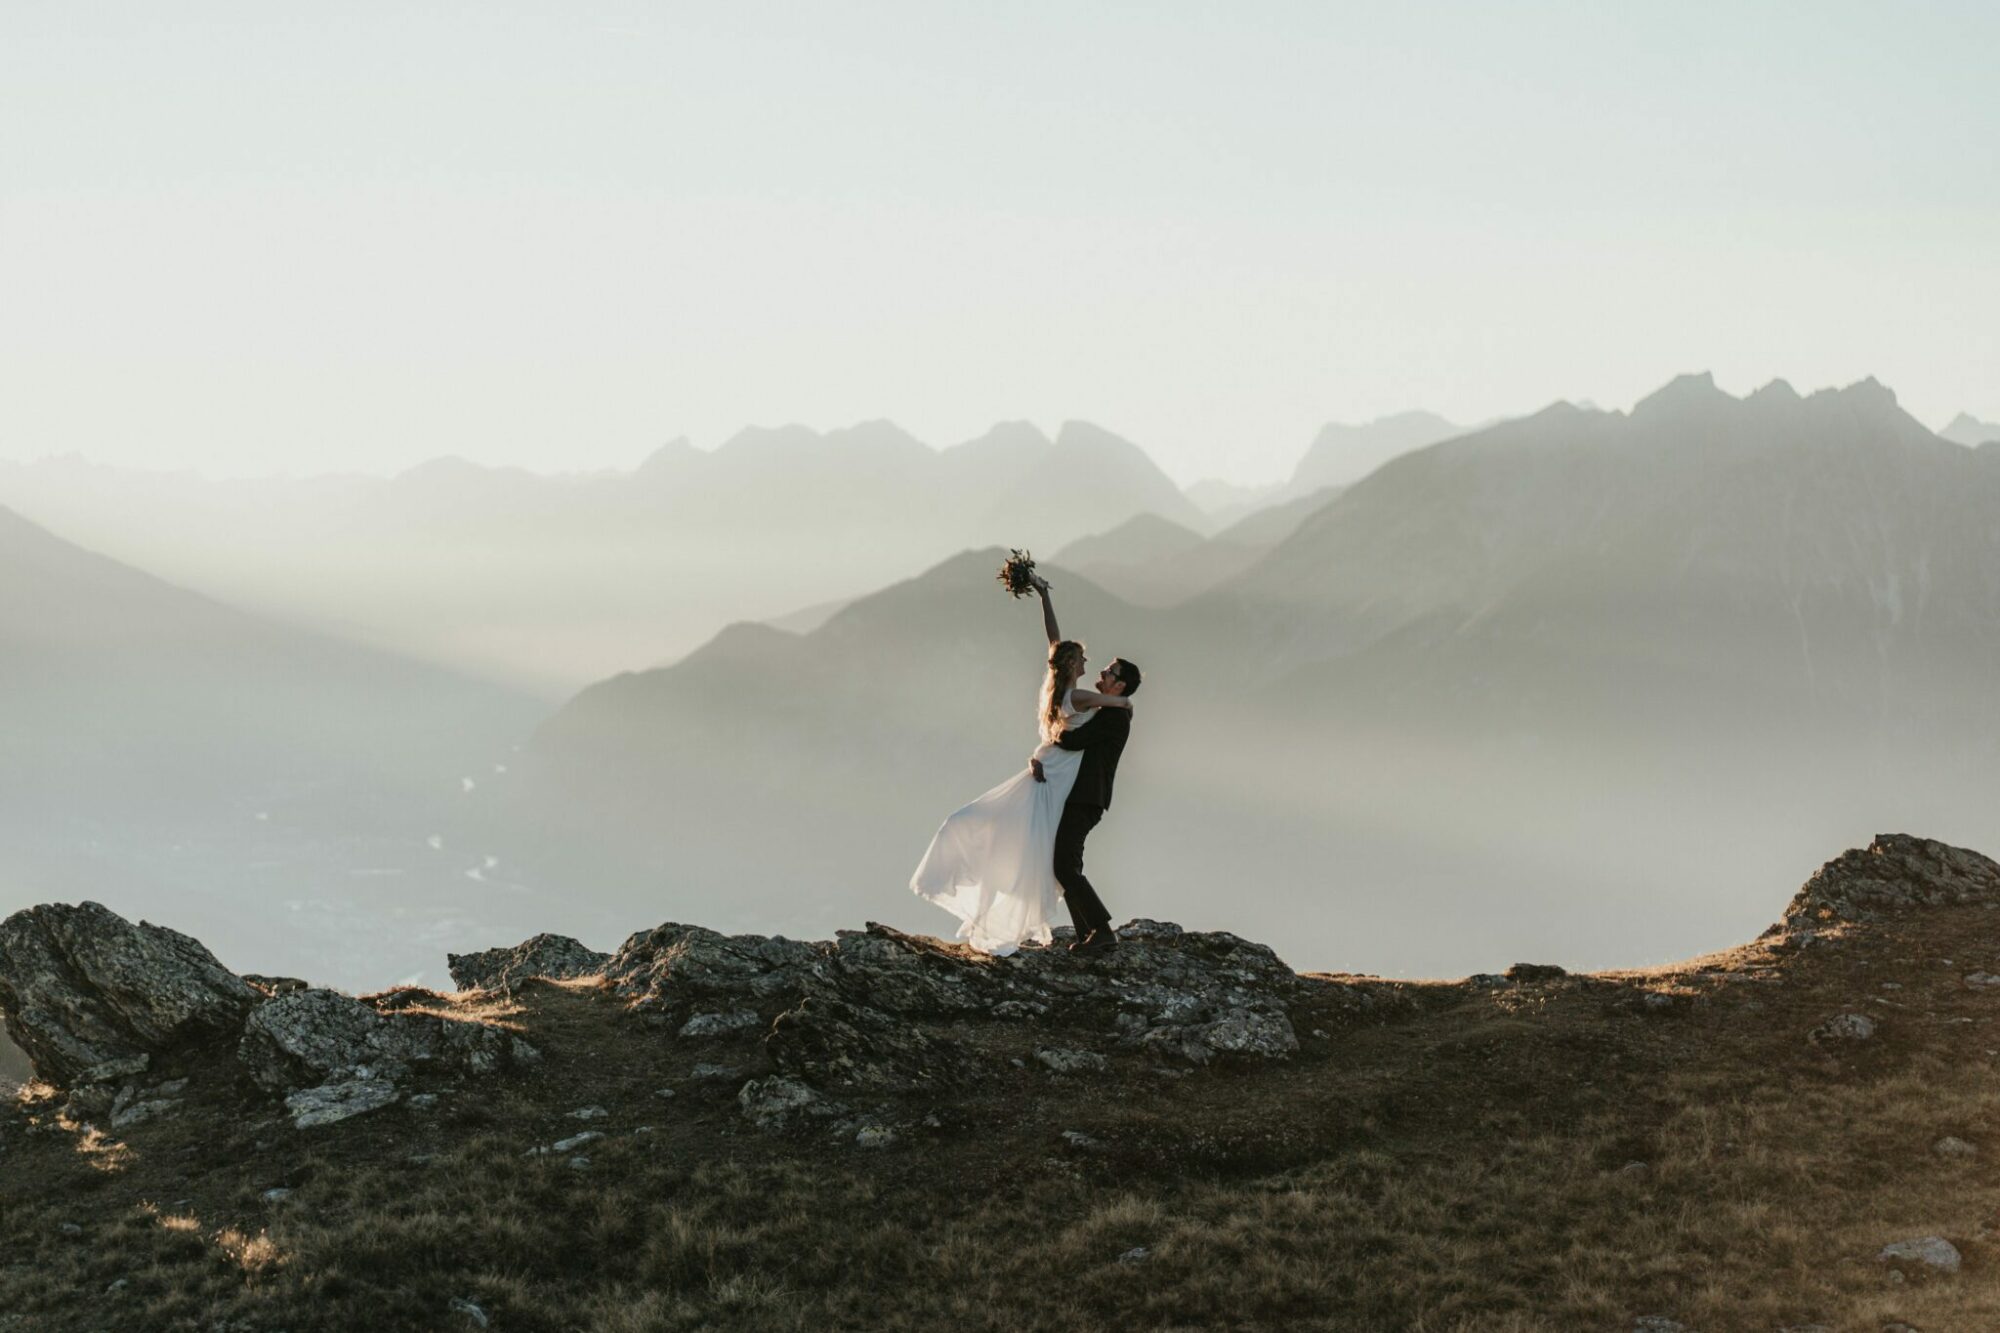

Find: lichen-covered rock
1035;1046;1108;1074
0;901;257;1087
109;1096;181;1129
767;995;979;1091
525;1130;605;1157
1808;1012;1876;1043
1782;835;2000;927
1190;1007;1300;1059
604;915;1307;1090
448;934;610;992
237;987;526;1092
679;1010;762;1039
738;1075;844;1132
601;917;1314;1092
1137;1015;1300;1067
238;989;385;1091
605;924;826;1005
1876;1235;1961;1273
285;1077;401;1129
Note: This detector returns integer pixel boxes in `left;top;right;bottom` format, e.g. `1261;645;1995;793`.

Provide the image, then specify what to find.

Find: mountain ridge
508;372;2000;982
2;834;1996;1329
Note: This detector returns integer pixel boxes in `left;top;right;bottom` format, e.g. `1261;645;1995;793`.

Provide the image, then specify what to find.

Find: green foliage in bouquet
997;549;1038;598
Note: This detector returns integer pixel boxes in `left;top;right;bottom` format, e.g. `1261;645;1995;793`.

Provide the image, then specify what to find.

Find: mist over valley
6;376;1997;994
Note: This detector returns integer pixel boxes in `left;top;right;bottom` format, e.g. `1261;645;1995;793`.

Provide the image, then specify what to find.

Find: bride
909;572;1133;954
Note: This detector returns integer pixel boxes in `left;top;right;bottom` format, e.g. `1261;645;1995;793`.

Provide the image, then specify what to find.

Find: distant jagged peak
687;619;803;659
1050;510;1206;569
1287;410;1466;492
716;422;818;453
633;435;699;474
1791;376;1937;443
1940;412;2000;447
393;454;494;483
1528;398;1594;421
1811;375;1900;411
1630;370;1735;420
823;419;932;455
7;450;130;479
715;419;933;459
949;420;1053;453
1628;371;1924;437
1309;409;1460;442
1052;419;1151;458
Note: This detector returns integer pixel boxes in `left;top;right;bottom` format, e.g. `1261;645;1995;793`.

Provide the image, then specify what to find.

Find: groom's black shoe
1069;927;1120;956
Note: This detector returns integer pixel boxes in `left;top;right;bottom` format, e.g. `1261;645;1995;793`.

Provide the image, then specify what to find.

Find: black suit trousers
1054;801;1111;935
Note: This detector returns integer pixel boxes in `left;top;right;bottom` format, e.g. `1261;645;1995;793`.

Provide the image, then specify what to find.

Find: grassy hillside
4;840;1998;1331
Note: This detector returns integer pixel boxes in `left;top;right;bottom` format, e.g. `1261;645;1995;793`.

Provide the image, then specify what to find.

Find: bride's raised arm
1032;575;1060;644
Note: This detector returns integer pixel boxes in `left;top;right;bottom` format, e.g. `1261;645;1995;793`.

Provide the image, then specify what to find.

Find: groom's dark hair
1110;658;1142;695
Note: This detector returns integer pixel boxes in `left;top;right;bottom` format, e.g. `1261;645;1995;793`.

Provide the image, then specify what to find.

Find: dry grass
6;908;2000;1331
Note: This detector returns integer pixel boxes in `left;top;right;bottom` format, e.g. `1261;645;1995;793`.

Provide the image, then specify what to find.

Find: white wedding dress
909;689;1096;955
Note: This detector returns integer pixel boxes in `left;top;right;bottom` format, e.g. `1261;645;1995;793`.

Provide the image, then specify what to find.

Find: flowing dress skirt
909;744;1083;956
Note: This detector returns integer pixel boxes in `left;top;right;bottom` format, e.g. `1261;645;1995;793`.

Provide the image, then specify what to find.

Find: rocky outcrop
235;980;544;1128
738;1075;845;1132
7;830;2000;1152
604;924;825;1004
590;916;1307;1125
237;986;539;1126
286;1077;401;1129
1782;835;2000;927
447;935;609;992
768;994;981;1091
63;1074;191;1127
0;902;256;1086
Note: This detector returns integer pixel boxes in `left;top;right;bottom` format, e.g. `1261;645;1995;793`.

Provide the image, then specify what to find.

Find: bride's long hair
1040;639;1085;745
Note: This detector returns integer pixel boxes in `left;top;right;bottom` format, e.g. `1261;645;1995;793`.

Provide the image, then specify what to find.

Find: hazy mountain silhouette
1286;411;1464;493
510;374;2000;976
1046;490;1339;608
0;506;545;984
0;505;533;807
1941;412;2000;447
0;421;1202;692
1183;477;1287;528
1046;513;1207;604
1208;373;2000;714
1181;414;1463;527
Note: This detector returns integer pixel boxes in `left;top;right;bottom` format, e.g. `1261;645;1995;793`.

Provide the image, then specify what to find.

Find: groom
1028;574;1141;956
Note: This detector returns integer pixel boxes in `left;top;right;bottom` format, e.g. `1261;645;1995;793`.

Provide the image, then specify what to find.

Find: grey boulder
1876;1235;1961;1273
447;934;609;992
738;1075;844;1132
0;901;256;1087
238;987;531;1092
285;1077;401;1129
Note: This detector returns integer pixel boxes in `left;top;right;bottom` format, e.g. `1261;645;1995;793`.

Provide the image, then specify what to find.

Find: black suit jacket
1056;706;1131;809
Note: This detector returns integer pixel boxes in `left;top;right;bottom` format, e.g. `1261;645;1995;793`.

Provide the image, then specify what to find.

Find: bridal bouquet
996;549;1039;598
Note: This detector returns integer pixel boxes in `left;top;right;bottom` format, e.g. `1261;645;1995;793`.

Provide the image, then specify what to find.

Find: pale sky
3;1;1995;486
